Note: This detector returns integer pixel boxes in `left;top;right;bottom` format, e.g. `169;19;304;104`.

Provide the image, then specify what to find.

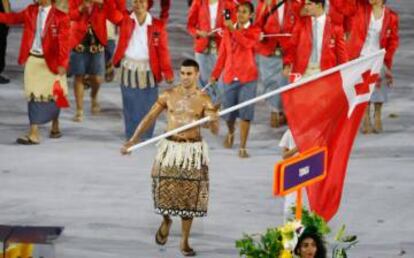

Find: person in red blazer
283;0;348;78
345;0;399;134
187;0;234;102
255;0;302;128
0;0;70;144
68;0;123;122
210;1;261;158
112;0;174;140
104;0;127;82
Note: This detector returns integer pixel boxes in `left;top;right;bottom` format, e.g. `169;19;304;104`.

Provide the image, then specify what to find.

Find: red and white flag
281;50;385;221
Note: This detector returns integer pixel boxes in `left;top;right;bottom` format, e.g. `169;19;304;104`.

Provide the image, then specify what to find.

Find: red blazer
148;0;170;22
255;0;302;56
330;0;363;34
0;4;70;74
115;0;127;12
211;24;261;84
284;15;348;75
68;0;123;49
328;0;346;27
112;13;174;83
346;3;399;70
187;0;229;53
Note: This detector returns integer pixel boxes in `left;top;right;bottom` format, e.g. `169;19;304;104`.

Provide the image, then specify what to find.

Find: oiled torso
158;86;216;140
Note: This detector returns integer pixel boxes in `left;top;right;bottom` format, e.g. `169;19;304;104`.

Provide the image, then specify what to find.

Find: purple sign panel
283;151;326;192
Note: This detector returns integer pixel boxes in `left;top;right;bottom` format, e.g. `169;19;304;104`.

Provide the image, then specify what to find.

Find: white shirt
124;12;152;61
209;1;219;29
30;5;52;54
311;13;326;64
325;0;330;15
361;9;384;56
279;129;296;150
234;20;251;30
278;2;285;26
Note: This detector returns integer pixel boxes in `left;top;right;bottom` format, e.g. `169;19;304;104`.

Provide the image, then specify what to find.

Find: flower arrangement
235;209;357;258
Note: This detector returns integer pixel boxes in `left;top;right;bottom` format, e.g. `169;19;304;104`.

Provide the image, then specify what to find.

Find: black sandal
16;136;39;145
155;219;172;245
181;247;196;257
49;130;62;139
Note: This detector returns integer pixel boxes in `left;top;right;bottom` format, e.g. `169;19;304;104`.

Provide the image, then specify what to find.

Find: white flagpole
262;33;292;38
127;49;385;152
201;83;212;92
208;28;222;36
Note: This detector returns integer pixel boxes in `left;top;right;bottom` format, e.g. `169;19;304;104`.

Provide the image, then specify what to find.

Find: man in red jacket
0;0;70;144
345;0;399;133
112;0;174;140
283;0;347;78
211;1;261;158
68;0;123;122
255;0;302;128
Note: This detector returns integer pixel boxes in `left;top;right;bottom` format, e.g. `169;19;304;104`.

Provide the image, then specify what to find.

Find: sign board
273;147;327;196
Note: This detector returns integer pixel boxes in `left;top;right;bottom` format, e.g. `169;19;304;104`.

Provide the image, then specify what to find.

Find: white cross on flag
281;50;385;221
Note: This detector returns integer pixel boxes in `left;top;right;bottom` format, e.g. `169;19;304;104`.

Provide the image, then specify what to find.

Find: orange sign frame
273;147;328;196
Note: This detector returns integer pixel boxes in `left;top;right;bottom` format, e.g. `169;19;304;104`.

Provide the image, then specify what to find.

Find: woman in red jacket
211;1;261;158
112;0;174;140
346;0;399;133
0;0;70;144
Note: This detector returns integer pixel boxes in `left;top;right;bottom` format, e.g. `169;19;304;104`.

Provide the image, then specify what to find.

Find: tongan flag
52;80;70;108
281;50;385;221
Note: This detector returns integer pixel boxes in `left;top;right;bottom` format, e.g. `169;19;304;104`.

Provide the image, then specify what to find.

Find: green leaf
335;224;346;241
341;235;357;243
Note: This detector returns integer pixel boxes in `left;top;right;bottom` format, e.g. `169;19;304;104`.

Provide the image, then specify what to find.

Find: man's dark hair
181;59;199;72
294;230;327;258
238;1;255;14
309;0;326;8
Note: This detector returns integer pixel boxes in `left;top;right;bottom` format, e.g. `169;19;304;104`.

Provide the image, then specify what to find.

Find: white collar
234;21;251;29
39;5;52;13
371;8;385;21
131;12;152;26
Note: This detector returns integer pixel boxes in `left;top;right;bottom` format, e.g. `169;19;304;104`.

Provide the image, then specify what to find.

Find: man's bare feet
72;109;84;122
180;241;196;256
155;217;172;245
91;100;101;114
223;133;234;149
270;112;280;128
238;148;250;158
